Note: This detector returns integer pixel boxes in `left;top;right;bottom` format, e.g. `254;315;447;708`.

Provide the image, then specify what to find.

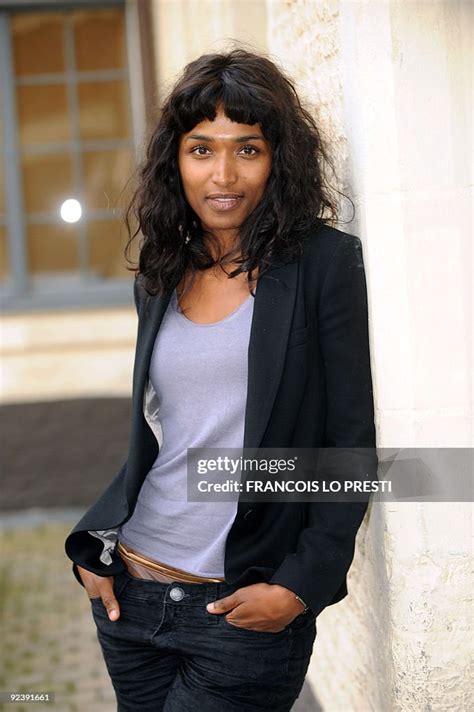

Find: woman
65;47;377;711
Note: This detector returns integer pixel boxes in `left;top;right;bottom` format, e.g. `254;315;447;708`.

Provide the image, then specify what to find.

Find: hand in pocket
77;565;120;621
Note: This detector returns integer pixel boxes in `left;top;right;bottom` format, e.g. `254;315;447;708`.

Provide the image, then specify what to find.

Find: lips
206;195;243;212
207;193;243;199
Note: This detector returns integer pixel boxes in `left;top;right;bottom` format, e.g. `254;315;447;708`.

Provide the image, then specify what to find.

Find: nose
212;153;237;187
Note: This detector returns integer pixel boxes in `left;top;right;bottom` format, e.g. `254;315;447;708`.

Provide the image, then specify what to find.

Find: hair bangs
173;75;275;139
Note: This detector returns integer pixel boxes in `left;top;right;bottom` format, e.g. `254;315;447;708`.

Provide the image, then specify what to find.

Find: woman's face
177;104;272;243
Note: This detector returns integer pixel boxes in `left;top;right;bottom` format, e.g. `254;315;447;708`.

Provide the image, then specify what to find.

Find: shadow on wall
1;398;132;511
292;682;324;711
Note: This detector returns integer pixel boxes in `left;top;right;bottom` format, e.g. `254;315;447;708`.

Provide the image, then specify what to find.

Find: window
0;2;146;310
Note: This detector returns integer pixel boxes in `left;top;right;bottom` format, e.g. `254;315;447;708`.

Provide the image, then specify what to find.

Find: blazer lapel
243;260;298;449
133;260;299;452
132;288;173;416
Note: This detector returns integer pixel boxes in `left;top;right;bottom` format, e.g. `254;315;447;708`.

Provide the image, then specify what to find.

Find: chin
203;217;242;231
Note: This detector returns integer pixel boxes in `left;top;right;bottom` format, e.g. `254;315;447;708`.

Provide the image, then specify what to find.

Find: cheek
178;153;197;184
249;170;271;202
182;163;205;192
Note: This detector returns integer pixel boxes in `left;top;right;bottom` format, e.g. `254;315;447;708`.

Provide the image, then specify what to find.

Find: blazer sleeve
269;234;377;617
133;274;140;315
68;277;139;588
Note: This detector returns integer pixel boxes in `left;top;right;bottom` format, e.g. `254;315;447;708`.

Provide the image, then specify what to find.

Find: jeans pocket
113;570;132;599
215;613;291;681
288;609;317;634
220;614;290;639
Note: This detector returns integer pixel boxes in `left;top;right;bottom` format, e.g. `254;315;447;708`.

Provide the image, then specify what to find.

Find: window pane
27;223;79;273
0;115;7;279
0;154;5;216
74;9;126;71
88;219;131;278
78;81;130;141
22;154;73;214
12;13;65;76
0;227;9;280
17;85;70;145
83;149;133;211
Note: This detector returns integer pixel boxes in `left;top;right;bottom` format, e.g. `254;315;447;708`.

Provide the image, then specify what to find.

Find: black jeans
90;570;317;711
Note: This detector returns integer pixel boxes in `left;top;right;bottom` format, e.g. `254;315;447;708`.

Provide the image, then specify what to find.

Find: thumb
101;579;120;621
207;593;238;614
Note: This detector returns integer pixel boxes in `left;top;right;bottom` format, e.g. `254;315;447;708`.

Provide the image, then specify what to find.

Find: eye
189;144;261;157
239;145;260;156
190;145;210;156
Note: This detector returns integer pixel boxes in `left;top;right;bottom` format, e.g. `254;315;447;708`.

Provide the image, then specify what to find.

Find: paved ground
1;513;323;712
0;398;131;511
1;520;116;712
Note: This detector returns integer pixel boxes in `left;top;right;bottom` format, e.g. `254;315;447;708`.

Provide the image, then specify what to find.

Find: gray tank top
118;286;254;577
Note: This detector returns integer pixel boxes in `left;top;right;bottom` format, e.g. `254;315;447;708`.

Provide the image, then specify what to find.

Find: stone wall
146;1;472;708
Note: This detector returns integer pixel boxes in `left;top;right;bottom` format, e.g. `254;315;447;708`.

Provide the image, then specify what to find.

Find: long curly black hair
125;46;350;298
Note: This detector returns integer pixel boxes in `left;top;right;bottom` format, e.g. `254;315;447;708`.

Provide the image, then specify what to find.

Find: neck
204;228;240;259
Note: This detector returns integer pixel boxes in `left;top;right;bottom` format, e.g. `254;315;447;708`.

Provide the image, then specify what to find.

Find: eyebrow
185;134;265;142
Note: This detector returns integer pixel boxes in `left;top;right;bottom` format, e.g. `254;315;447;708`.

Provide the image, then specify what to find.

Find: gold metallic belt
117;541;225;584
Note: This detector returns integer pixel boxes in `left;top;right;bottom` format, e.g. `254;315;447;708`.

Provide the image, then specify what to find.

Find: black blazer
65;223;377;618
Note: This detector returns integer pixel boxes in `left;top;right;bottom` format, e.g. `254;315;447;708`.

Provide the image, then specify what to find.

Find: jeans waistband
117;540;226;584
117;568;238;605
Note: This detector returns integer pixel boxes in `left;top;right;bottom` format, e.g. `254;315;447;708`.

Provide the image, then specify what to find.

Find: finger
225;614;285;633
225;617;249;629
100;580;120;621
225;608;253;629
206;593;239;614
226;614;286;633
